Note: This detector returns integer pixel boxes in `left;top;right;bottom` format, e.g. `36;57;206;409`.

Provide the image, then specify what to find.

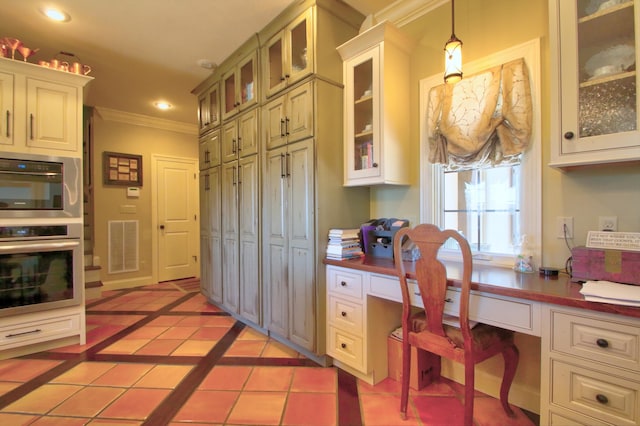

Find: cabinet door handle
205;149;210;164
285;153;290;177
232;138;237;154
29;113;34;140
238;136;242;152
6;328;42;338
5;110;9;137
341;311;347;317
564;131;575;140
285;117;290;135
233;166;237;186
280;153;285;178
280;75;286;81
285;74;290;79
372;162;379;168
204;173;210;191
595;394;609;405
596;338;609;348
340;281;347;287
341;343;347;349
238;166;242;185
444;298;453;303
280;118;285;137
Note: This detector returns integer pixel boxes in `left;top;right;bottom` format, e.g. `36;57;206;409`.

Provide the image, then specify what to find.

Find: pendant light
444;0;463;83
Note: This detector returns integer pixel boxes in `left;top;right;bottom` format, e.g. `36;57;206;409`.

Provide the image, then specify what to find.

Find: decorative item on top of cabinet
549;0;640;168
0;57;91;155
337;21;415;186
263;8;313;98
221;50;258;121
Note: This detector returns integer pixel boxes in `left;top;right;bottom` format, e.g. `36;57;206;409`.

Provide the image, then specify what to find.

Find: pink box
572;246;640;285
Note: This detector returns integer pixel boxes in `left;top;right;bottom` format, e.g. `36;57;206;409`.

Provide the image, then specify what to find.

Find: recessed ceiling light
154;101;172;110
40;7;71;22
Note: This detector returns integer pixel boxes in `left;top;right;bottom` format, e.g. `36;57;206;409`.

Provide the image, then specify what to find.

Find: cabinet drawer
327;267;364;300
551;359;640;426
328;295;364;334
551;310;640;371
0;313;81;350
327;325;364;372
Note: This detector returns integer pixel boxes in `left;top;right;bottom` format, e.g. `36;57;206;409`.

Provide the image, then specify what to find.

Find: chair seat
410;311;514;352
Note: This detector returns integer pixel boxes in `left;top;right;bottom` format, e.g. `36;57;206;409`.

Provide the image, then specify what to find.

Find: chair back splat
392;224;519;425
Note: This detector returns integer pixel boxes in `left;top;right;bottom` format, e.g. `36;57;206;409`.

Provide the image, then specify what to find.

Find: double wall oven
0;152;84;318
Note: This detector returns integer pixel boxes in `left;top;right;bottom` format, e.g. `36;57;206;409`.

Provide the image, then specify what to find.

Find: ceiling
0;0;391;126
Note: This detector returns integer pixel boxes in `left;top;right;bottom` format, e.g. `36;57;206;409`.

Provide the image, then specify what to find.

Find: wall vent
108;220;139;274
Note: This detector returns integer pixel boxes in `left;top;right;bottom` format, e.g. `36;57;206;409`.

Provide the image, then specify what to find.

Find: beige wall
92;112;198;287
366;0;640;413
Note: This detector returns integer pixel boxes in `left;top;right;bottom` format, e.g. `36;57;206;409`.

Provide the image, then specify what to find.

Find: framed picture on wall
103;151;143;186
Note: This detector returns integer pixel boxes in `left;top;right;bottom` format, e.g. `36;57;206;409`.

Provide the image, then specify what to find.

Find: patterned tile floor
0;280;538;425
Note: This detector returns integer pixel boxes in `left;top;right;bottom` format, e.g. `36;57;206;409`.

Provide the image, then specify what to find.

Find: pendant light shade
444;0;463;83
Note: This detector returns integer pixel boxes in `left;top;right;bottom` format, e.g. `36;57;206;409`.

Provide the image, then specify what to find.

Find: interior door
157;157;199;282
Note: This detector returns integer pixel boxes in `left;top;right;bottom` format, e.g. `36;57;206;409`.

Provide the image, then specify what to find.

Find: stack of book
326;228;363;260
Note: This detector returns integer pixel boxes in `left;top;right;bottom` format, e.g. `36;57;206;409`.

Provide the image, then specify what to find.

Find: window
420;39;541;268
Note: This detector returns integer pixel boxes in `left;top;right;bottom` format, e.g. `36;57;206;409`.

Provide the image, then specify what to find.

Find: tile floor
0;280;538;425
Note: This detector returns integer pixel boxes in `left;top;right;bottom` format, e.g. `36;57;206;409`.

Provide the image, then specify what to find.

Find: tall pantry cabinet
194;0;369;358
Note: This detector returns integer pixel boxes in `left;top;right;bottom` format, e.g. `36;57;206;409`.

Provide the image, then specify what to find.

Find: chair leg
464;360;474;426
400;340;411;420
500;344;519;417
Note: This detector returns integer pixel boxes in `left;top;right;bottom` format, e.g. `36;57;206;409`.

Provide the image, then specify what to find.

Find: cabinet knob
595;394;609;405
372;162;378;168
340;281;347;287
563;131;575;140
280;76;286;81
444;298;453;303
341;343;347;349
341;311;347;317
596;338;609;348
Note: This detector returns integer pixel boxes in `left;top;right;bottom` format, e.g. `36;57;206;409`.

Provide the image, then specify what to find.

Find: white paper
580;280;640;303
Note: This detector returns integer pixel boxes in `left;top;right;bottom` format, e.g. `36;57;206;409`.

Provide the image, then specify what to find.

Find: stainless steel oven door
0;152;82;219
0;235;83;317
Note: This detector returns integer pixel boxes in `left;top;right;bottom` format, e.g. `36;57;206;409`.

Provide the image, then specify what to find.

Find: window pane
442;165;520;255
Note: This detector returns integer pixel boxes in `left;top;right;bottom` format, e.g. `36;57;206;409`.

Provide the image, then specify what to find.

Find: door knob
160;225;165;230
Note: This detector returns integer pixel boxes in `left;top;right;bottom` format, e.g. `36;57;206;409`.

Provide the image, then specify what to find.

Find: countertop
324;255;640;320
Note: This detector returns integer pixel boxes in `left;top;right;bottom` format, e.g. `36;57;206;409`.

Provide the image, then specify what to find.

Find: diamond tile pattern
0;280;538;425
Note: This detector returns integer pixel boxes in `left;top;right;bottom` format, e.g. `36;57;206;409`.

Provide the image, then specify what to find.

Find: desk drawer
550;310;640;371
327;266;364;300
551;359;640;425
327;325;364;372
328;295;364;334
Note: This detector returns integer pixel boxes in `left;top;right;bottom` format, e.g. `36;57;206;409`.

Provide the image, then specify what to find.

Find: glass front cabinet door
549;0;640;167
264;9;313;98
338;22;413;186
222;51;258;120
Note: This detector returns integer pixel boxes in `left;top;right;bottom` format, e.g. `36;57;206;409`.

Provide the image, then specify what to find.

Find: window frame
419;38;542;269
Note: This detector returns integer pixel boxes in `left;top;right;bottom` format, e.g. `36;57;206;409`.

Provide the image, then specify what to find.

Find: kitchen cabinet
221;155;260;325
196;82;220;134
549;0;640;167
541;304;640;425
263;9;313;98
0;57;91;156
263;139;315;348
263;81;313;150
337;21;413;186
198;129;221;170
222;108;258;163
222;50;258;121
199;166;222;303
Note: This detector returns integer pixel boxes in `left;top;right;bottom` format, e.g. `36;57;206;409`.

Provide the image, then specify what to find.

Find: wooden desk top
324;256;640;320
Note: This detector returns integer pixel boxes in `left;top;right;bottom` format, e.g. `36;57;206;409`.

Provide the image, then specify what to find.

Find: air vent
108;220;139;273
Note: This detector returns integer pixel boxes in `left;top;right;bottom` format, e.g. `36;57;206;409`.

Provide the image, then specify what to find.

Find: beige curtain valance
426;57;533;170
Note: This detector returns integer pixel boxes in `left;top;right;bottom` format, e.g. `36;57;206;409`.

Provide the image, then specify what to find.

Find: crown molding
95;107;198;136
376;0;448;28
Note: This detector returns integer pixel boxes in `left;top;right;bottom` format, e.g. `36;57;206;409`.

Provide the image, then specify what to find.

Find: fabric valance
426;57;533;170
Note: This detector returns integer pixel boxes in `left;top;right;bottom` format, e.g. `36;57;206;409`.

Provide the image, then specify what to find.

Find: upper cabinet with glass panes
263;9;313;98
549;0;640;167
219;36;259;121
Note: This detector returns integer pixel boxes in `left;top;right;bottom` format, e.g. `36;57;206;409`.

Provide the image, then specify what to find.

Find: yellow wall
92;113;198;287
366;0;640;414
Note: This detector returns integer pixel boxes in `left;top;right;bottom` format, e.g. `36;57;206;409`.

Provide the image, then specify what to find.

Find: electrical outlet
557;216;574;239
598;216;618;232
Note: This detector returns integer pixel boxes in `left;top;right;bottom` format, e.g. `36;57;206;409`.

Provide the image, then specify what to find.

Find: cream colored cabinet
541;305;640;425
549;0;640;167
199;166;222;303
222;108;258;163
222;51;258;120
263;9;313;98
198;129;221;170
263;139;315;348
263;81;313;150
197;82;220;134
337;22;413;186
0;58;91;156
221;155;260;324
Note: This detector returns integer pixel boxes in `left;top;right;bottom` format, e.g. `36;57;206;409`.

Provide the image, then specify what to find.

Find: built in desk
324;255;640;425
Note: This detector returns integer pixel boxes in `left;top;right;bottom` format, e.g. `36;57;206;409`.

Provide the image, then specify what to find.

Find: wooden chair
393;224;519;426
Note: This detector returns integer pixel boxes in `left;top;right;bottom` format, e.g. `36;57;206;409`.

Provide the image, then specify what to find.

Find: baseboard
102;276;155;291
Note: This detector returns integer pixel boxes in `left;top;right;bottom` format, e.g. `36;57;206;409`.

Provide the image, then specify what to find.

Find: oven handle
0;240;80;253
